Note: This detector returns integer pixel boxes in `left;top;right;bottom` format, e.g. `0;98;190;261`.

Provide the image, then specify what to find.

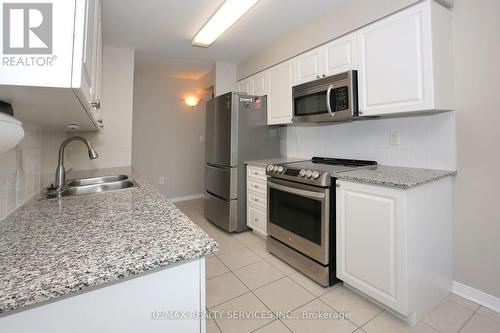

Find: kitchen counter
0;167;217;314
336;165;457;189
245;157;307;168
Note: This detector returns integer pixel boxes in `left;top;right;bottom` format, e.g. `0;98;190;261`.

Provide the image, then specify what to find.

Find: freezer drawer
204;192;237;232
205;164;237;200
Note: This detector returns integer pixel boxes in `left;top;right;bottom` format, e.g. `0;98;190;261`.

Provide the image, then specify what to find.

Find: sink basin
59;180;136;197
67;175;129;186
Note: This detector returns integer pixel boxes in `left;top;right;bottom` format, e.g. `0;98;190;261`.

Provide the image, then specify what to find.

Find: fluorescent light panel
192;0;259;47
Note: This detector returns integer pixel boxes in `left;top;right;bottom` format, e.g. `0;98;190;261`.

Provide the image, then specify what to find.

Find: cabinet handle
316;75;320;79
92;100;101;110
254;172;258;175
254;185;258;189
322;74;326;78
255;218;259;222
359;111;364;115
336;183;341;188
254;198;259;202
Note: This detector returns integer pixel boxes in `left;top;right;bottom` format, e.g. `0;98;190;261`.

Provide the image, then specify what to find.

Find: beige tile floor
176;199;500;333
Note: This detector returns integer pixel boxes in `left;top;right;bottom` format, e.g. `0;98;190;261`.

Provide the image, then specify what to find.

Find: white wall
0;123;65;220
452;0;500;299
214;62;236;96
65;47;135;170
132;73;207;200
282;112;456;170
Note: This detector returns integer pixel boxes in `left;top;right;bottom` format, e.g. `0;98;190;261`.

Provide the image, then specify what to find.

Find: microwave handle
326;84;335;116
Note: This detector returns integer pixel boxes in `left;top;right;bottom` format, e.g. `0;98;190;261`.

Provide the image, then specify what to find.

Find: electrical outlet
199;136;205;143
159;177;165;185
389;131;400;146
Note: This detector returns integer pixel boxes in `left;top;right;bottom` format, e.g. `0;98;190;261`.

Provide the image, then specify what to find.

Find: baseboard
169;194;204;203
453;281;500;313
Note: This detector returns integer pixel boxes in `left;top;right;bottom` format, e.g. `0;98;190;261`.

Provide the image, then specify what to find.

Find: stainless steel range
266;157;377;286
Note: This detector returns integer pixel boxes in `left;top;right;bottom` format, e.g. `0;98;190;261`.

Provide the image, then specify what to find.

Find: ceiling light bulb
192;0;259;47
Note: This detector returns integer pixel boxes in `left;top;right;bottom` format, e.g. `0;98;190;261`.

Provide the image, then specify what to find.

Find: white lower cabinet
0;257;206;333
246;165;268;236
336;178;453;324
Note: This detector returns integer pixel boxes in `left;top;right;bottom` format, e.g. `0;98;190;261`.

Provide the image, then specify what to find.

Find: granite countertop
0;167;217;314
245;157;307;168
336;165;457;189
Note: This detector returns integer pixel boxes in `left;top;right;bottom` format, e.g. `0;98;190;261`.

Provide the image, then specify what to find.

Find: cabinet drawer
247;166;267;179
247;177;267;193
247;203;267;235
248;189;267;208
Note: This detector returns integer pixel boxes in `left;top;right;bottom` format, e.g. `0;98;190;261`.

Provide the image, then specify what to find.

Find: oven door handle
268;181;326;201
326;84;335;116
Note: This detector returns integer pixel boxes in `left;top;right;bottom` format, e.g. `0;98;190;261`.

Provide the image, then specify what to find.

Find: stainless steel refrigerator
204;92;280;232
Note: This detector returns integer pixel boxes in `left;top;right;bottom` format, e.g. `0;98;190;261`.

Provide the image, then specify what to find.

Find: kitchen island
0;167;217;332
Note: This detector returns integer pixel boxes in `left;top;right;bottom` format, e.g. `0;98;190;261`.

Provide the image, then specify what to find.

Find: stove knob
267;165;274;172
305;170;313;178
273;165;279;172
312;171;320;179
277;166;284;173
299;169;307;177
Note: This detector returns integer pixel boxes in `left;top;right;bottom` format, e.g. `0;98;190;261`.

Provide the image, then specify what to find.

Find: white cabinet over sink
336;178;453;324
0;0;103;131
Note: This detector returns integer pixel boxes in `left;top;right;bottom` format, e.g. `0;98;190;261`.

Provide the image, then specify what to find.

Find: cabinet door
237;78;253;95
92;0;103;127
336;181;407;315
252;71;269;96
295;48;322;84
322;32;356;77
81;0;98;106
247;202;267;236
356;2;432;116
267;61;295;125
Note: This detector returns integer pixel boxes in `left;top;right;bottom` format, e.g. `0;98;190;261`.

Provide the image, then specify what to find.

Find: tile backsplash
280;112;456;170
0;122;65;220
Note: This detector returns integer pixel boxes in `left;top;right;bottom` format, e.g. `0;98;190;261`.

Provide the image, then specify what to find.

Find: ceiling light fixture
185;96;200;107
192;0;259;47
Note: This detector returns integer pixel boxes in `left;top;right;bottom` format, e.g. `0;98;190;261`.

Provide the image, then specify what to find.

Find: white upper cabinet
356;0;453;116
0;0;103;131
295;48;323;85
267;60;295;125
237;78;253;95
322;32;356;77
251;71;269;96
236;0;453;125
295;32;355;85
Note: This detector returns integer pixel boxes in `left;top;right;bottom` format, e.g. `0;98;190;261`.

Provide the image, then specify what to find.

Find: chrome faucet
54;136;98;189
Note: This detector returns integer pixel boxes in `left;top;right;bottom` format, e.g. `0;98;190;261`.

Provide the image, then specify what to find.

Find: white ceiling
102;0;340;79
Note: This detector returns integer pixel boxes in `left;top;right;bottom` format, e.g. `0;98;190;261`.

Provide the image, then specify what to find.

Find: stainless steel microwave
292;70;358;123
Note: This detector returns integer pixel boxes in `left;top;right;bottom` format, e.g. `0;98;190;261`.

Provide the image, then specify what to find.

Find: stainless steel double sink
47;175;137;198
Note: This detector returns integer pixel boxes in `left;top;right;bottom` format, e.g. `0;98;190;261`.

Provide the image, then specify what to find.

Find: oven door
292;70;357;123
267;178;330;264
